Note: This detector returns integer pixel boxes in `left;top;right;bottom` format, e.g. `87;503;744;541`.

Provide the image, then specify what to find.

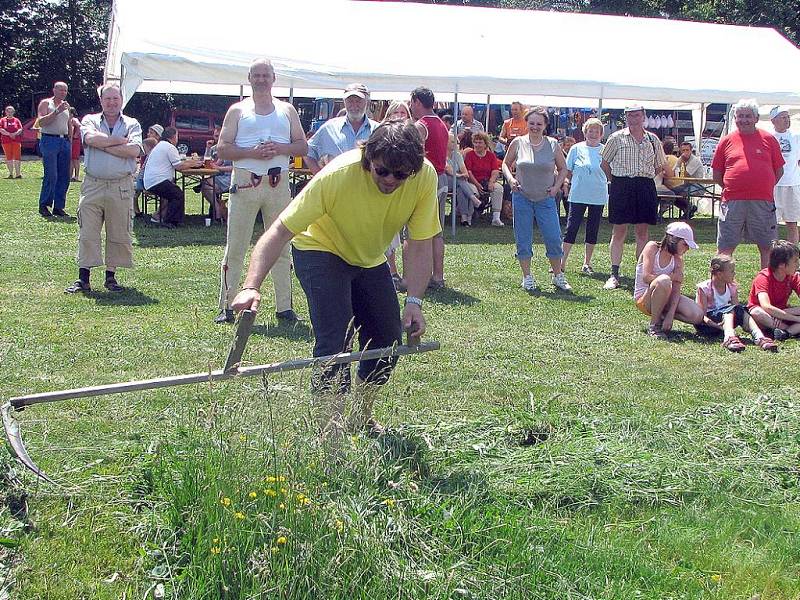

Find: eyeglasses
373;165;412;180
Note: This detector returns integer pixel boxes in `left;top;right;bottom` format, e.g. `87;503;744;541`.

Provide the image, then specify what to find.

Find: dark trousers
564;202;604;245
293;248;403;393
39;135;71;209
147;179;185;225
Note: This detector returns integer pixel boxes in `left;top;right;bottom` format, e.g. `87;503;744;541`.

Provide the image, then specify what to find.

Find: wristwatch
404;296;423;307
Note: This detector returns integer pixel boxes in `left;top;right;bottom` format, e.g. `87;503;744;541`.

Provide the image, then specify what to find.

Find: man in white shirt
144;126;202;228
769;106;800;244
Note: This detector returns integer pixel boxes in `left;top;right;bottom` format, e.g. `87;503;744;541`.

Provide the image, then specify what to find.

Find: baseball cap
149;124;164;137
343;83;369;99
624;105;645;113
666;221;698;249
770;106;789;120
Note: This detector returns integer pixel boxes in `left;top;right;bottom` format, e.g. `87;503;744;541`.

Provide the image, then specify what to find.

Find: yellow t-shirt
663;154;680;188
280;149;441;268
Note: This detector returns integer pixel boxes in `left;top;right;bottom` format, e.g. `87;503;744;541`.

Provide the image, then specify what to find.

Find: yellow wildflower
265;489;277;497
234;511;245;520
239;434;247;442
278;476;286;482
271;546;279;554
335;519;344;532
710;574;722;583
248;491;258;499
210;546;221;555
266;476;277;483
220;497;231;507
278;503;286;509
276;536;287;545
382;498;396;508
212;538;220;544
280;487;288;495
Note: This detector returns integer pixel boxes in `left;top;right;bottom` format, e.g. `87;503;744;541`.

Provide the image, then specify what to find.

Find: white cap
770;106;789;120
666;221;698;249
624;105;645;113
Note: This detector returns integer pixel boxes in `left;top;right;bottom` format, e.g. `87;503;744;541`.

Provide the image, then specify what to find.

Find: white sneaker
581;264;594;276
552;272;572;292
491;219;505;227
603;275;619;290
521;274;537;291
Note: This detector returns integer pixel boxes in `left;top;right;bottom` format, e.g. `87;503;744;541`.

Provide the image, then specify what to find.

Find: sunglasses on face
373;165;412;180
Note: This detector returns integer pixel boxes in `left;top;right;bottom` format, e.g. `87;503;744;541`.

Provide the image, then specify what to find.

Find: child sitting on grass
695;255;778;352
747;240;800;341
633;221;703;339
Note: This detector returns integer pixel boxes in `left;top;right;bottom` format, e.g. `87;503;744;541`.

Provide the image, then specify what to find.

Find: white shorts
774;185;800;223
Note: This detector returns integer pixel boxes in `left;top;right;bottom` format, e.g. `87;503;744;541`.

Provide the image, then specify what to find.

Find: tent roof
106;0;800;107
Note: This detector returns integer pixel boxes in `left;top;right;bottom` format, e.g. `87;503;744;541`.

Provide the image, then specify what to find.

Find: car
169;109;224;156
20;118;41;154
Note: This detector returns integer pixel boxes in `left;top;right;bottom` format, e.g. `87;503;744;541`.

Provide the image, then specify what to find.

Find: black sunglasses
373;165;412;180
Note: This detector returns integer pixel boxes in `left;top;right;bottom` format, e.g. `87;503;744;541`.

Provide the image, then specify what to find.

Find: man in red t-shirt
712;99;784;267
747;240;800;340
410;87;449;289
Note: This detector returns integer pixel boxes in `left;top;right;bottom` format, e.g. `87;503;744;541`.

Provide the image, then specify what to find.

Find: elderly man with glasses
231;121;440;439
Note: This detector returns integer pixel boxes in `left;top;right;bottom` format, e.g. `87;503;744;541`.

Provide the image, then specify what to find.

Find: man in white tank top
214;58;308;324
37;81;73;218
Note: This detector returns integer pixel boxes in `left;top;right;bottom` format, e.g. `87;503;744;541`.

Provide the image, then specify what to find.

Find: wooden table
672;176;721;217
179;168;220;218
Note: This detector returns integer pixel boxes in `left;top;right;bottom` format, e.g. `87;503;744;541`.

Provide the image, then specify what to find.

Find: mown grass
0;159;798;599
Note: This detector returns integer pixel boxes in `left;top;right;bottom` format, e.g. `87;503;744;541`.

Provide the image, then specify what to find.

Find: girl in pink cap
633;221;704;339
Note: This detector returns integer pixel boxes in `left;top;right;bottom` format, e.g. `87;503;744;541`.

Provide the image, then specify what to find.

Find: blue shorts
695;303;746;335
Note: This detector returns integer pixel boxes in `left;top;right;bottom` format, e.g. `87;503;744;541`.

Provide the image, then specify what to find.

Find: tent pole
289;85;294;104
452;92;458;237
239;85;244;101
485;94;490;131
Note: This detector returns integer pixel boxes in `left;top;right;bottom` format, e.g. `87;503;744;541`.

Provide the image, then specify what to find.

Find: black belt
42;133;69;139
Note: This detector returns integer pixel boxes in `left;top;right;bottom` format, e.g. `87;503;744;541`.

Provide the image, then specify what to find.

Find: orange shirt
501;117;527;142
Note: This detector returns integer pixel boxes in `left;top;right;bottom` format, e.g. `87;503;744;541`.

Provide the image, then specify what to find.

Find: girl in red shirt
0;105;23;178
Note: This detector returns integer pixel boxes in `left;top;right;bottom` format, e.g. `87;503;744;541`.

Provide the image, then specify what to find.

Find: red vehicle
20;118;41;154
169;109;225;156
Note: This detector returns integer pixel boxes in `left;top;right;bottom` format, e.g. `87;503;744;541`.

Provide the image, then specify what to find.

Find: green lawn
1;160;798;599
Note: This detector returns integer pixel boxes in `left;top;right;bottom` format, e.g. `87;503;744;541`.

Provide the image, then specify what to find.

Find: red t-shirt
0;117;22;145
711;129;784;201
419;114;448;175
747;268;800;310
464;149;500;183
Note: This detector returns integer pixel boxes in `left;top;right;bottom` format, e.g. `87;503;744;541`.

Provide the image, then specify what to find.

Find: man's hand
256;140;278;159
231;288;261;313
402;303;426;340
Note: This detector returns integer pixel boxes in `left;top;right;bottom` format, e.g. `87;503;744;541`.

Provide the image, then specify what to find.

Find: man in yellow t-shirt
231;121;440;435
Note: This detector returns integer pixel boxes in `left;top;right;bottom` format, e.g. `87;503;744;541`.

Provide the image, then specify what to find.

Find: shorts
695;303;746;335
774;186;800;223
608;176;658;225
717;199;777;249
635;293;650;316
70;139;81;160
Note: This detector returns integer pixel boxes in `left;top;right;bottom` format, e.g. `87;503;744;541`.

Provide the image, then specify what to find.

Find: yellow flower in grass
382;498;396;508
212;538;220;545
265;489;277;497
271;546;280;554
334;519;344;533
278;476;286;482
276;536;287;545
710;574;722;583
280;487;288;495
210;546;221;555
248;491;258;499
278;503;286;510
234;511;245;520
220;497;231;507
266;476;277;483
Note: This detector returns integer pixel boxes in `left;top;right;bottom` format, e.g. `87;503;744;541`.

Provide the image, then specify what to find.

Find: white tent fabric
106;0;800;109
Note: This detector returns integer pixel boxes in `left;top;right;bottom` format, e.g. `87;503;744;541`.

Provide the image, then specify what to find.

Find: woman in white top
633;221;703;338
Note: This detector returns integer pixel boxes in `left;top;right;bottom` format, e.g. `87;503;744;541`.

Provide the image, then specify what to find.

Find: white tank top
633;248;675;300
40;98;70;135
711;285;732;310
234;98;292;174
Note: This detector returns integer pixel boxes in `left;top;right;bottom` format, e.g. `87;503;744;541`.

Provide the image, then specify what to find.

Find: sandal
647;324;667;340
722;335;746;352
756;336;778;352
104;278;124;292
64;279;90;294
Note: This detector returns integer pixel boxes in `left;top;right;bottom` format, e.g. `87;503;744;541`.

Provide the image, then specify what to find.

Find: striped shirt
601;128;666;178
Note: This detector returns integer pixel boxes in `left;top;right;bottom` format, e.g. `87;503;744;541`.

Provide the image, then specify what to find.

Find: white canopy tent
105;0;800;228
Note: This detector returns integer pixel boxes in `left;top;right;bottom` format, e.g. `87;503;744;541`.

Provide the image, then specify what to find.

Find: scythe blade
2;402;56;485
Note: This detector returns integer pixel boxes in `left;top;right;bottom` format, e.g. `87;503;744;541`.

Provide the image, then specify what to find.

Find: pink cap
666;221;698;249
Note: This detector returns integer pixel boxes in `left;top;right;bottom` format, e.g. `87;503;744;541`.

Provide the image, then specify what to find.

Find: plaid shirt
601;128;665;178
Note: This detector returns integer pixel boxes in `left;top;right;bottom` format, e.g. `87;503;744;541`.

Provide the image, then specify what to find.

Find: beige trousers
218;167;293;312
76;174;134;269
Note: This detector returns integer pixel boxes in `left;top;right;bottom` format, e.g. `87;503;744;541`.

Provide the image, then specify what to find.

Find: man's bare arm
712;168;724;188
104;143;142;159
37;98;68;127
